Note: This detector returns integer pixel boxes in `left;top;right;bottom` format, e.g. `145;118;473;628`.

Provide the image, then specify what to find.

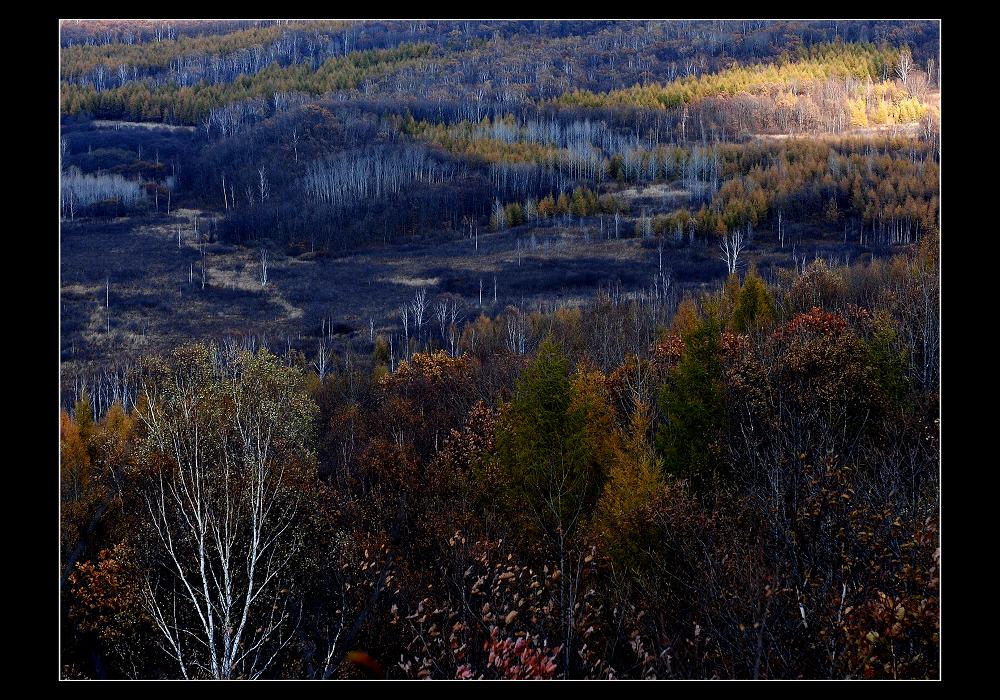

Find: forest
59;19;940;680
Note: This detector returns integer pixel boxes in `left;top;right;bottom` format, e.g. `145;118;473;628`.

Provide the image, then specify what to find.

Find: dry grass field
60;203;872;392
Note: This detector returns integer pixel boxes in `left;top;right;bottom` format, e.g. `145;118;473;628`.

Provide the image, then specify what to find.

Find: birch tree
434;298;450;344
504;306;529;355
61;167;144;214
719;228;746;275
492;198;507;231
133;344;316;679
895;45;913;90
400;304;410;348
313;338;332;381
410;289;428;341
258;166;270;203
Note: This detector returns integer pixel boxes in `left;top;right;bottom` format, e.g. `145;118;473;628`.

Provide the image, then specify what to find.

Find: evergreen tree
732;267;776;334
556;192;570;216
592;400;663;568
493;341;608;542
657;314;726;490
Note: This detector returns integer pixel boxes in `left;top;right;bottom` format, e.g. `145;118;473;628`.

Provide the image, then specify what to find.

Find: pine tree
731;267;775;334
825;196;841;224
537;193;556;219
556;192;570;216
592;400;663;567
657;314;726;490
493;341;609;542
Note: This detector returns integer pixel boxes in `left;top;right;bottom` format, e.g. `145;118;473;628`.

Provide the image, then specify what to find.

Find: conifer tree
657;314;726;490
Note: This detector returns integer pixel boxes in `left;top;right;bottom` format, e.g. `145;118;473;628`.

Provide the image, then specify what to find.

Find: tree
669;296;701;338
258;165;270;203
491;343;617;674
410;288;429;342
719;228;746;275
825;196;840;225
848;97;868;128
373;335;390;372
731;267;775;334
657;314;726;489
132;344;317;679
556;192;570;216
313;337;332;381
592;400;663;568
537;193;556;219
493;341;610;543
570;187;588;217
491;198;506;231
434;298;450;344
61;393;131;594
400;304;410;347
895;45;913;90
67;543;148;677
505;202;524;227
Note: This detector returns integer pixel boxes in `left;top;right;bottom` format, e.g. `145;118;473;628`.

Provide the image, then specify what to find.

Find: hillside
59;19;940;681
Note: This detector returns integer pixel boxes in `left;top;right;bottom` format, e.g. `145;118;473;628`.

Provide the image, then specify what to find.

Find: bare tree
523;197;536;223
61;167;144;212
314;337;332;381
410;288;428;340
492;198;506;231
448;298;464;329
434;298;450;343
260;249;269;288
504;306;528;355
302;146;456;215
258;166;270;203
719;228;746;275
895;45;913;90
400;304;410;348
447;299;465;357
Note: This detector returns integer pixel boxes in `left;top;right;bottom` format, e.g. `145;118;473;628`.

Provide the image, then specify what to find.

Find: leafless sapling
410;289;428;342
719;228;746;275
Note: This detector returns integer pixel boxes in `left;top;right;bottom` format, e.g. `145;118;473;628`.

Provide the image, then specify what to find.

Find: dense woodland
60;19;940;680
